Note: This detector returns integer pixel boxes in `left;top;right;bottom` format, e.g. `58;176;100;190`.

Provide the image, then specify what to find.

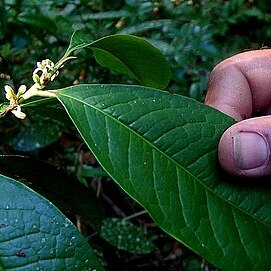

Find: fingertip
218;117;271;178
218;129;238;176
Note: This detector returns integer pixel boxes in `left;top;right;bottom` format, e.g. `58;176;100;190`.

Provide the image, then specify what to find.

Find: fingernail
233;132;269;170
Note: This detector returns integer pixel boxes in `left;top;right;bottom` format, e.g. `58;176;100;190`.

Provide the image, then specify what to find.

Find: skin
205;49;271;177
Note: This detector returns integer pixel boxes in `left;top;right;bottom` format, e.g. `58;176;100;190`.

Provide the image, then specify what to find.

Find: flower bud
4;85;15;95
17;85;27;96
4;85;16;101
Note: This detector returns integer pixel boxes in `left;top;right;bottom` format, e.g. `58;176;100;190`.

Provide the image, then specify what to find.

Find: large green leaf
56;84;271;271
0;173;104;270
64;30;171;89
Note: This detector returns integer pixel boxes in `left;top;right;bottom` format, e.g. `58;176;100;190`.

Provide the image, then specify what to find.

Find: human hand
205;49;271;177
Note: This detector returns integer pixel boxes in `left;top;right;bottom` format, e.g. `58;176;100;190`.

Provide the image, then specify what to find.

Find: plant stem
19;83;39;101
19;84;57;103
124;210;147;221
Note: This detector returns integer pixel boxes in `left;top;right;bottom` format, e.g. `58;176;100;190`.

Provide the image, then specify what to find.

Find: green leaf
100;218;156;254
119;19;172;35
82;10;131;20
0;102;9;117
64;30;171;89
90;35;171;89
0;155;105;229
57;84;271;271
65;29;94;57
18;12;57;31
9;119;63;152
0;173;104;270
22;98;73;125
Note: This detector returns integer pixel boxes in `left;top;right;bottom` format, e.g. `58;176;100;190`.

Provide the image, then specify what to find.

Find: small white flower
11;106;26;119
32;58;58;86
3;85;28;119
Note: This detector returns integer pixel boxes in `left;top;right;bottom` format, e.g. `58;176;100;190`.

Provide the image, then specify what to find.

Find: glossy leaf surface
65;29;94;56
57;84;271;271
0;174;103;270
64;29;170;89
90;35;170;89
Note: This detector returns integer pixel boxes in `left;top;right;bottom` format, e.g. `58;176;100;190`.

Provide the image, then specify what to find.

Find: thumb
219;116;271;177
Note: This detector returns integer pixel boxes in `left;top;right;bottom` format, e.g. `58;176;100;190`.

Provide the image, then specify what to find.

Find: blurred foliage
0;0;271;269
100;217;156;254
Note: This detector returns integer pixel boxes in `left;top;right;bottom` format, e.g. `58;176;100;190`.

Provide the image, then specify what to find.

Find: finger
205;49;271;121
218;116;271;177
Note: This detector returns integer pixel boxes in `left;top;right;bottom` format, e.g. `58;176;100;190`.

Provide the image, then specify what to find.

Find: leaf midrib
58;91;270;229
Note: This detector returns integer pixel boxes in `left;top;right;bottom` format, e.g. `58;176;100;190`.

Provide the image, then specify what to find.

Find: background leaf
56;84;271;271
0;155;105;229
9;119;63;152
100;218;156;254
82;10;131;20
0;173;104;270
18;12;57;32
119;19;173;35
